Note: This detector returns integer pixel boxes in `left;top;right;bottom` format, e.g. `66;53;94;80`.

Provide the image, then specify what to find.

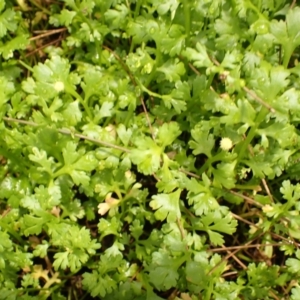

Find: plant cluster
1;0;300;299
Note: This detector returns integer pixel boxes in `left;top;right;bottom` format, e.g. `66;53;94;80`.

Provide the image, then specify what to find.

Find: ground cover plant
2;0;300;299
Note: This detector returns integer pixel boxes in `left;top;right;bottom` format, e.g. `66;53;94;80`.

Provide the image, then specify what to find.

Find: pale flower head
262;204;274;213
53;81;65;92
98;193;120;215
220;137;233;151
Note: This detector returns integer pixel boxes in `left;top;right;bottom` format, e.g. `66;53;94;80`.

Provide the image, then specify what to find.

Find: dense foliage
1;0;300;299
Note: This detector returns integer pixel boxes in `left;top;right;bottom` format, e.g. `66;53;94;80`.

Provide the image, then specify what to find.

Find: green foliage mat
1;0;300;299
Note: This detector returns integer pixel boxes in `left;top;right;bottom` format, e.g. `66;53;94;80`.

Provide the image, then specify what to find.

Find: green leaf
117;124;132;146
285;250;300;275
22;212;55;236
185;258;210;288
207;230;224;246
130;137;162;175
62;101;82;126
82;271;117;297
148;250;181;290
291;286;300;300
151;0;180;16
208;213;237;235
33;241;49;258
186;176;219;216
23;55;79;101
212;161;237;189
150;189;181;222
29;147;55;175
182;43;214;68
249;63;290;101
220;99;256;126
214;11;245;49
53;252;69;271
104;4;129;30
49;9;77;26
157;122;181;148
51;225;100;272
189;127;214;157
96;101;114;119
0;7;17;38
270;7;300;67
157;58;185;82
198;211;237;245
160;24;185;56
62;141;80;165
0;76;15;109
257;122;297;149
0;35;29;59
280;180;300;208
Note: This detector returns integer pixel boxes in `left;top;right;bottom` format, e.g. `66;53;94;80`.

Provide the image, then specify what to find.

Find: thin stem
221;244;247;270
52;166;68;179
0;219;24;245
25;37;65;58
60;129;130;152
246;0;267;19
137;79;163;98
29;28;67;41
230;190;263;207
3;117;130;153
290;0;297;9
182;0;191;46
207;233;263;275
243;86;275;113
179;168;200;178
237;107;268;163
283;44;295;69
101;45;154;138
198;151;225;174
206;73;215;90
234;184;262;191
210;242;289;252
176;218;188;252
133;0;142;18
261;178;274;203
64;84;93;120
18;60;34;73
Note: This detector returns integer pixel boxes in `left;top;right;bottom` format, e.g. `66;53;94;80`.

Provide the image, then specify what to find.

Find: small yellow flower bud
53;81;64;92
262;204;274;213
220;137;233;151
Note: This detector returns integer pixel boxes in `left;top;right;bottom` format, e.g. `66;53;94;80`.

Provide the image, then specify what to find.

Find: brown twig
210;242;288;252
269;289;280;300
231;212;259;228
176;217;189;251
207;233;263;275
246;140;274;203
130;265;143;282
3;117;130;153
290;0;296;9
221;245;247;270
102;45;136;85
243;86;275;113
187;62;201;76
152;173;160;181
261;178;274;203
232;212;300;248
25;37;65;58
230;190;263;207
179;168;200;179
208;55;276;112
29;28;67;41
